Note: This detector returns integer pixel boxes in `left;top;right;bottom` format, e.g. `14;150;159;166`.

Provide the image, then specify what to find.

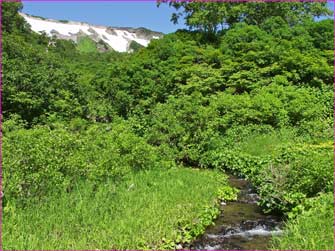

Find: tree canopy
2;1;28;33
158;0;332;34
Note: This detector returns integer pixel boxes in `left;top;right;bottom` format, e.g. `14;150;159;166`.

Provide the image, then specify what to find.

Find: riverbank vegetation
2;1;334;250
4;167;235;250
272;193;334;250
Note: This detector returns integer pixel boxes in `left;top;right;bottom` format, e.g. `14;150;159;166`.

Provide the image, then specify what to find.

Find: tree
2;1;29;33
158;0;332;33
158;1;228;34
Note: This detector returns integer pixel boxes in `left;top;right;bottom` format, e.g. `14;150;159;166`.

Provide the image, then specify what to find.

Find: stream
189;176;283;250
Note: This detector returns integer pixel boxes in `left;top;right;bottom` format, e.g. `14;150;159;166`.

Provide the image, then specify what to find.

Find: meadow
2;1;334;250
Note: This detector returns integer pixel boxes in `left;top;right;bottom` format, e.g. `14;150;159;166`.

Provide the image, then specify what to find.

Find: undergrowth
272;193;334;250
3;168;237;250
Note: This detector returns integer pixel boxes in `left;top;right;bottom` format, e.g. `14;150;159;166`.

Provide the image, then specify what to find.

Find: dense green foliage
3;119;172;206
272;193;334;250
2;1;334;250
158;0;331;34
202;128;333;214
2;2;28;33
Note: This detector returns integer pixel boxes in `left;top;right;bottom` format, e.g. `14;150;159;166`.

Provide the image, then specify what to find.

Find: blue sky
22;1;334;34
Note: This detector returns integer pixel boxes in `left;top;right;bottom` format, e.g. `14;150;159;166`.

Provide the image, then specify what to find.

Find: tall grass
272;193;334;250
3;167;229;250
237;128;298;156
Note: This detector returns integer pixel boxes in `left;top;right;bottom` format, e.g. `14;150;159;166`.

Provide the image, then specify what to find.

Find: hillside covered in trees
2;1;334;250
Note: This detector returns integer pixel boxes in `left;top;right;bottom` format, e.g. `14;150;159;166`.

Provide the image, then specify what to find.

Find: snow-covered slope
20;13;163;52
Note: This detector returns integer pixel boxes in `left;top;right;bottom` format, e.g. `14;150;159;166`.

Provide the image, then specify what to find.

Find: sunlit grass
3;167;227;250
76;36;98;53
237;128;298;156
272;193;334;250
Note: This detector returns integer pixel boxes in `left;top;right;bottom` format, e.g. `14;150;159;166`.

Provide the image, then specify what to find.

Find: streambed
189;176;283;250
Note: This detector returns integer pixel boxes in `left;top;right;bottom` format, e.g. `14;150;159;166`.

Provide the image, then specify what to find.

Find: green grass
129;40;144;52
76;36;98;53
237;128;298;156
272;193;334;250
3;167;230;250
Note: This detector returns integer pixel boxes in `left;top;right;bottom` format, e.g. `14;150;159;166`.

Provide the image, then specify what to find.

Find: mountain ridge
20;12;163;52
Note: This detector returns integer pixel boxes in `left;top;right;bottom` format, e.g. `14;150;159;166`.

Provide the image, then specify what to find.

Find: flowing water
189;176;283;250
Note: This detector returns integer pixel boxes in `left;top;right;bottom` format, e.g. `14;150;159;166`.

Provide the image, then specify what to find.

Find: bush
272;193;334;250
200;130;333;215
3;120;170;205
258;143;334;213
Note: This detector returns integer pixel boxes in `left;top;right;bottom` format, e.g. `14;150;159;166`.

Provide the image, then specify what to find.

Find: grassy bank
3;167;236;250
272;193;334;250
200;127;334;249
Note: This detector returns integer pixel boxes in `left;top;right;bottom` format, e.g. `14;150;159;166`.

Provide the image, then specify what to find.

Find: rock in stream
189;176;283;250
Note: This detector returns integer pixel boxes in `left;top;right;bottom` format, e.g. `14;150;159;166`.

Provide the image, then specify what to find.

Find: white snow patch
24;15;89;35
20;13;161;52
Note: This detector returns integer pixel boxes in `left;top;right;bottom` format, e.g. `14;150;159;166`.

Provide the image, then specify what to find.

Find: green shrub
201;134;333;215
3;121;169;205
272;193;334;250
258;143;334;213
